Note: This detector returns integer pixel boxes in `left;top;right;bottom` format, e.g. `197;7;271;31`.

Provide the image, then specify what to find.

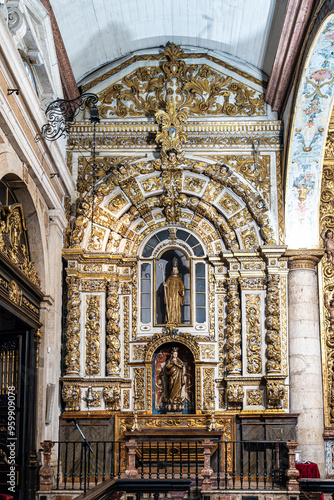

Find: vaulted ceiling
49;0;288;85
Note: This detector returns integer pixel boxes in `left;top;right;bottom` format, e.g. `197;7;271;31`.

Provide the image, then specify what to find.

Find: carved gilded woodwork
206;155;271;205
69;128;281;152
0;204;39;286
87;226;106;251
217;294;225;378
227;384;244;409
203;368;215;410
200;345;215;360
131;269;138;340
85;295;101;375
84;388;100;408
123;296;130;378
247;389;263;406
265;275;281;373
245;294;262;374
97;44;266;119
106;278;121;376
320;157;334;426
115;414;234;442
123;390;130;410
155;100;188;158
226;279;242;374
266;381;285;409
134;367;145;411
103;385;120;410
65;276;81;374
67;157;277;252
8;280;21;305
62;384;81;411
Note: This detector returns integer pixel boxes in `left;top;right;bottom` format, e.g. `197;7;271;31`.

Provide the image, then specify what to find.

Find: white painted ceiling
50;0;287;85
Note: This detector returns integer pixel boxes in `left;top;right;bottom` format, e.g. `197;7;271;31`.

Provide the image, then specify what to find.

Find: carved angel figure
325;294;334;326
321;228;334;264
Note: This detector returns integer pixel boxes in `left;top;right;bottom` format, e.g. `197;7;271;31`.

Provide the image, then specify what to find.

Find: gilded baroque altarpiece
61;45;288;423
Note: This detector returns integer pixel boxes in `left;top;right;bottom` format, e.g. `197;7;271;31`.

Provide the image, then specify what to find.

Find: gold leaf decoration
98;44;266;118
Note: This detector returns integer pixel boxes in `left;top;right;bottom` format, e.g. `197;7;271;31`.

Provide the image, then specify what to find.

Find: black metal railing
50;440;288;493
54;441;123;493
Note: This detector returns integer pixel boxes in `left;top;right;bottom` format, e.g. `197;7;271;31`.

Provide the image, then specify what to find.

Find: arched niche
0;175;46;290
285;14;334;248
152;342;195;415
144;334;201;413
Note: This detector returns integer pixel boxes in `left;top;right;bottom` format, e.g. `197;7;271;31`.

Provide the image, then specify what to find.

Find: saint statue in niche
163;257;185;325
153;344;194;414
164;347;185;412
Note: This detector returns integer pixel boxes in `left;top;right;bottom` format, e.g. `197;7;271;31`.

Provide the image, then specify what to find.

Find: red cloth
296;462;321;478
296;463;323;500
0;494;14;500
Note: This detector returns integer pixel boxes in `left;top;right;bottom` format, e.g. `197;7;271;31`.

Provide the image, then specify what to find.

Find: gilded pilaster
265;275;281;373
226;278;242;374
65;276;81;375
85;295;101;375
106;277;121;376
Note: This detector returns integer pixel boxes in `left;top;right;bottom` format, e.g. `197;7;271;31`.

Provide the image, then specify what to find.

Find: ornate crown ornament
155;100;188;163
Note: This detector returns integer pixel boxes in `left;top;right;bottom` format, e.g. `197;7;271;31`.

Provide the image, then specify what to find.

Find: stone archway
285;14;334;248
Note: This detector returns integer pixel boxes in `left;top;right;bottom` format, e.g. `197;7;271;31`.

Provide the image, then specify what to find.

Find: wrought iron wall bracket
41;93;98;141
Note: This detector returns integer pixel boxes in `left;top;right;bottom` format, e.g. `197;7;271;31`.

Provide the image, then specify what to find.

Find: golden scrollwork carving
217;193;241;215
239;226;259;249
219;390;225;409
156;100;188;158
103;385;120;410
87;226;106;251
132;269;138;340
200;345;215;360
106;278;121;376
65;276;81;374
265;275;281;373
8;280;21;305
82;280;106;292
134;367;145;411
266;381;284;409
226;279;242;374
320;159;334;426
62;384;81;411
123;296;130;378
98;43;266;119
239;277;266;289
203;367;215;410
183;175;206;194
245;294;262;374
140;176;163;193
77;156;133;194
85;295;101;375
0;205;39;286
123;390;130;410
217;294;225;377
133;345;146;361
247;389;263;406
227;384;243;409
108;193;128;214
161;170;183;222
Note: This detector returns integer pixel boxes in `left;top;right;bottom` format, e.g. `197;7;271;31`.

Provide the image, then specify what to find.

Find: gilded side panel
85;295;101;375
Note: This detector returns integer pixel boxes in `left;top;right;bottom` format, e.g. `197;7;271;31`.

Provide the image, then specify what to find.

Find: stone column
287;250;325;475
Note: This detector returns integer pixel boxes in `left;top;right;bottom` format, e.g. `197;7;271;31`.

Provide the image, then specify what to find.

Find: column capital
285;249;324;270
